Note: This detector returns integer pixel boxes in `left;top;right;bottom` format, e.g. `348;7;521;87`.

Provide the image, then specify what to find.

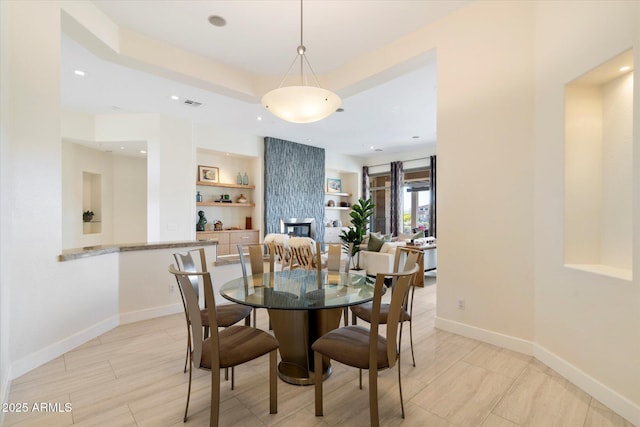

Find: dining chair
237;243;275;328
315;241;353;325
350;246;423;366
168;265;278;426
173;248;252;373
263;233;291;271
287;236;317;270
312;262;420;427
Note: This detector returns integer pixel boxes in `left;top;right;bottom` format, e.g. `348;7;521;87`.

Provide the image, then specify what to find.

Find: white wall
434;1;536;343
533;0;640;417
564;84;604;265
601;73;633;270
112;155;147;244
3;2;122;387
0;0;12;409
93;114;193;242
119;245;217;324
61;112;148;247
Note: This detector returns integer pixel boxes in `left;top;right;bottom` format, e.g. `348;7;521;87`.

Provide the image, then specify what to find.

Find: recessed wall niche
82;171;102;235
564;49;633;279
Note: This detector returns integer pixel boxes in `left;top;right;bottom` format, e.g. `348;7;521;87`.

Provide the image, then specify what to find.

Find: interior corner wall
534;0;640;418
264;138;325;242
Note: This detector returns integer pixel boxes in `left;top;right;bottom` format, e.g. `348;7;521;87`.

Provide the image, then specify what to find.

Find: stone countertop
59;240;218;262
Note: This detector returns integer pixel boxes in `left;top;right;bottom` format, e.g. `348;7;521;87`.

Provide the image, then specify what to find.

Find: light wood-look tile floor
4;276;636;427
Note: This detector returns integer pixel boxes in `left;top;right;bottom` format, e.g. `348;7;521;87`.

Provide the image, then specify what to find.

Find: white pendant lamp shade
261;86;341;124
262;0;340;123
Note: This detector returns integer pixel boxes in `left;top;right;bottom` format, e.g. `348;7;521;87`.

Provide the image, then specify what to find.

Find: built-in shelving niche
82;171;102;235
564;49;633;280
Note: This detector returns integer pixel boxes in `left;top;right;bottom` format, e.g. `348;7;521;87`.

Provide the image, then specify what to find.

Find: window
369;168;431;235
403;170;430;234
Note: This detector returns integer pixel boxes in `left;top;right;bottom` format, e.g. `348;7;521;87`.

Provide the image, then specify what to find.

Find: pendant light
261;0;341;123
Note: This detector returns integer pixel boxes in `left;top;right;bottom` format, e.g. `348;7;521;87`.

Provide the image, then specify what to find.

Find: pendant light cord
299;0;304;84
276;0;322;89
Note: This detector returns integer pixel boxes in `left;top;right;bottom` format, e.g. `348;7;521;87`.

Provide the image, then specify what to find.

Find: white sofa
357;235;437;276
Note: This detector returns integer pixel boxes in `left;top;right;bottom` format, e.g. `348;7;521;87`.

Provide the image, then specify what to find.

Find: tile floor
3;277;636;426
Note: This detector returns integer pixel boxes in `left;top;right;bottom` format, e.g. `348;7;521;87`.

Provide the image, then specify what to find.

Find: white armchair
358;241;407;276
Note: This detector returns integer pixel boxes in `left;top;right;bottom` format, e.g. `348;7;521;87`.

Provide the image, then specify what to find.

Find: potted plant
83;210;94;222
340;198;374;270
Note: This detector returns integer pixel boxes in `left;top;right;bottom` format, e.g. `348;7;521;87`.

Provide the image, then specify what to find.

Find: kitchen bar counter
59;240;218;262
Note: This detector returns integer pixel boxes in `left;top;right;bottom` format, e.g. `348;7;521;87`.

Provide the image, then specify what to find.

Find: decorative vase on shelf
196;210;207;231
242;172;249;185
196;191;203;202
237;172;243;185
237;194;247;204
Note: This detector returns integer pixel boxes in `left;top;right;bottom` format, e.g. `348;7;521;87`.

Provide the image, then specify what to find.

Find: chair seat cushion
214;304;252;327
201;326;279;369
350;302;410;323
311;326;389;370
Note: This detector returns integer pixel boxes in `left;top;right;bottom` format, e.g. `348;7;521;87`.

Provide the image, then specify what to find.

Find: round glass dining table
220;269;375;385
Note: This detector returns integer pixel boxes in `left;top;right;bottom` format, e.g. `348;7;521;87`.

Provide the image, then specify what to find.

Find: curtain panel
362;166;370;202
429;155;437;237
389;161;404;236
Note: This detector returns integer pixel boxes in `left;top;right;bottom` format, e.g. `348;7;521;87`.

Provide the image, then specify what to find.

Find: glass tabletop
220;270;376;310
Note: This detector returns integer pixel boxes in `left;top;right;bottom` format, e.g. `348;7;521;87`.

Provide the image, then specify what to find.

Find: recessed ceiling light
412;136;420;139
257;116;263;121
375;148;383;152
619;66;631;72
370;146;375;150
336;108;344;113
140;150;147;154
120;147;125;150
170;95;179;100
74;70;86;76
305;138;312;142
208;15;227;27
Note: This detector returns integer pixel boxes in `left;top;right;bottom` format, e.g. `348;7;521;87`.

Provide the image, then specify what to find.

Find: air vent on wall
183;99;203;107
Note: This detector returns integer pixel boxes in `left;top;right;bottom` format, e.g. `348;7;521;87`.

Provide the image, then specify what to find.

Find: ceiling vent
183;99;203;107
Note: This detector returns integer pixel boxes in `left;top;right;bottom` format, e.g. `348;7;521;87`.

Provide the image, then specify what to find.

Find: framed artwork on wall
327;178;342;193
198;165;219;183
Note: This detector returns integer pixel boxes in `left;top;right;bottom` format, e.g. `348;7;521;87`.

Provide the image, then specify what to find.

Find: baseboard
10;315;118;381
119;303;183;325
435;316;640;426
434;316;534;355
0;364;11;426
533;344;640;426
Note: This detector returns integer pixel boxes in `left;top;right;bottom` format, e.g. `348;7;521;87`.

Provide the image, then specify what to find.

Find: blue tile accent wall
264;137;325;242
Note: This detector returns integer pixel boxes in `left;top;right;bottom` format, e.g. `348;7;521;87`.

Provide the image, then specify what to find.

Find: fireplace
280;218;316;239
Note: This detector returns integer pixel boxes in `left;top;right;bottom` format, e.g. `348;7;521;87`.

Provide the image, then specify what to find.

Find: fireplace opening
280;218;315;239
